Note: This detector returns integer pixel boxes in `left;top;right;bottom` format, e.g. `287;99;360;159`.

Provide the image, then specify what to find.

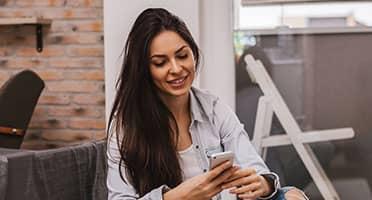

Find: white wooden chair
244;54;355;200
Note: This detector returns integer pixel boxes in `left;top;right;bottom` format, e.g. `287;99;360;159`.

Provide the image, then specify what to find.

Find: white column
199;0;236;110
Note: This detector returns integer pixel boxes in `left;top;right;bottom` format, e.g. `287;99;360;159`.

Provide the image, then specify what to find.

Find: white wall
104;0;235;120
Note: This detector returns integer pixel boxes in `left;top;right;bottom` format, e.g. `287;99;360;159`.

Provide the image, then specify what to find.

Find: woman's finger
211;166;239;186
229;182;261;194
206;161;233;181
207;184;224;198
222;174;260;189
225;168;255;183
202;168;238;199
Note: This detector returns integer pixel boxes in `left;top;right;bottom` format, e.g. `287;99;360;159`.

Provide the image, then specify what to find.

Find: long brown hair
108;8;200;196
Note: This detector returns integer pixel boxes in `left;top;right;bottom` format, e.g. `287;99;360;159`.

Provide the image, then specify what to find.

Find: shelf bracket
36;24;43;52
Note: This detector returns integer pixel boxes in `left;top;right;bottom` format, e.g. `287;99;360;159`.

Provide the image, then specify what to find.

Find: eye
152;60;166;67
177;53;188;59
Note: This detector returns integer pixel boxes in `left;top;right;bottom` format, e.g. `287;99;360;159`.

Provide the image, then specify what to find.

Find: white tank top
178;145;203;180
178;145;235;200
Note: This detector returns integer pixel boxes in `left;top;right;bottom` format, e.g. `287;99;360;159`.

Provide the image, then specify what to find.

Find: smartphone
208;151;235;170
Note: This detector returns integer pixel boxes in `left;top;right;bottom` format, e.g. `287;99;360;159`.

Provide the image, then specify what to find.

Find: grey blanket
0;140;107;200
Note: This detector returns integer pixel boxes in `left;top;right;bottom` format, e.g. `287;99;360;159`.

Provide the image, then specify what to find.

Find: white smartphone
208;151;235;170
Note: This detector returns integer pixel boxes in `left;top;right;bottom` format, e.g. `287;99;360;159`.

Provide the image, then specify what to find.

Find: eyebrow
150;45;188;59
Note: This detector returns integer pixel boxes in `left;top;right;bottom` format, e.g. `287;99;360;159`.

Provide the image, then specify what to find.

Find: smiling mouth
167;75;188;86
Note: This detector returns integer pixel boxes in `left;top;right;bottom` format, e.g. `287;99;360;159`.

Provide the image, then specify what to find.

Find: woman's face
149;30;196;99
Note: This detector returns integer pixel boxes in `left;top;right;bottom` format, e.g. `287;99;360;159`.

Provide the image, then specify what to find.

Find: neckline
178;144;193;154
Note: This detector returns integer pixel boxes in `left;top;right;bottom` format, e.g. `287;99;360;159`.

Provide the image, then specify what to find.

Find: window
234;1;372;199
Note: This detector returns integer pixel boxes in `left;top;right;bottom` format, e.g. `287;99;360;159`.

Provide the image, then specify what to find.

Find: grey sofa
0;140;107;200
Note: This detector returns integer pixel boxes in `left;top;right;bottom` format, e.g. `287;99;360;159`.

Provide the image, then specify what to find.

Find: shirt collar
189;87;218;123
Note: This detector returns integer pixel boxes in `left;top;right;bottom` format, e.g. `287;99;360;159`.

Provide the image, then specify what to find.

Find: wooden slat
261;128;355;147
0;17;52;26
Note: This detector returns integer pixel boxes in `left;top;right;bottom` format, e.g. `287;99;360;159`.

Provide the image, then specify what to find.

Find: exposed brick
51;20;103;33
0;33;34;46
38;94;70;105
16;46;65;57
0;71;9;83
74;20;102;32
64;69;104;80
31;106;49;118
0;8;35;17
66;0;95;7
47;33;103;44
15;0;65;7
40;130;104;142
72;93;105;105
47;81;102;92
67;46;103;57
93;130;106;140
41;8;102;19
69;118;106;129
29;118;68;129
50;21;75;33
0;0;14;6
48;106;102;117
0;47;14;56
35;69;64;80
49;58;103;68
0;58;46;68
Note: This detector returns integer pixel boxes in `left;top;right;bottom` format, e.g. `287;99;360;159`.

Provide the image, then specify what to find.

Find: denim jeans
273;187;309;200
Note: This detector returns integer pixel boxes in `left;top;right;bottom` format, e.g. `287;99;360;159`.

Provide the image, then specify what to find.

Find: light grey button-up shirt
107;87;279;200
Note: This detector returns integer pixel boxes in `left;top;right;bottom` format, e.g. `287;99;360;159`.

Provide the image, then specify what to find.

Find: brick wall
0;0;106;149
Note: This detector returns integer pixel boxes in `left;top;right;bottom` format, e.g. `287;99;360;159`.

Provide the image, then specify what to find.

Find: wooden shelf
0;17;52;52
0;17;51;26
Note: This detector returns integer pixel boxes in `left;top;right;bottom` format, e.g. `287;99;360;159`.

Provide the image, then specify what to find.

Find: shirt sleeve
213;100;280;198
107;134;170;200
214;101;280;199
213;99;269;173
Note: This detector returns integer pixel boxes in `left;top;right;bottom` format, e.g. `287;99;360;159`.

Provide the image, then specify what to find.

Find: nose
169;59;182;74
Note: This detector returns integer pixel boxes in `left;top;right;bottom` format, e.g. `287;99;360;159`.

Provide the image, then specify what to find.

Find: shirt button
203;169;207;172
195;145;199;149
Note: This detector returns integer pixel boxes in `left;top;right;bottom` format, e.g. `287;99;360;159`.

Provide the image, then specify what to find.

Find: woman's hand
221;168;272;200
163;161;239;200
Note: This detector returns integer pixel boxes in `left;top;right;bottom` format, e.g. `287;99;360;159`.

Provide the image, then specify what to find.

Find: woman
107;8;308;200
